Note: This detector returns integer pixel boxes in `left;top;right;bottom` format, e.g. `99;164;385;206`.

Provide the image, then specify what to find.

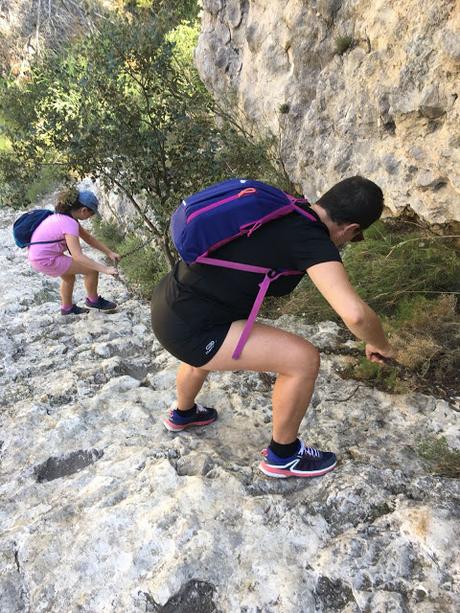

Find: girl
28;187;120;315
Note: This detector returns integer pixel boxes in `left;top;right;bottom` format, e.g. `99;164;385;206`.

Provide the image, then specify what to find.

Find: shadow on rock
34;448;104;482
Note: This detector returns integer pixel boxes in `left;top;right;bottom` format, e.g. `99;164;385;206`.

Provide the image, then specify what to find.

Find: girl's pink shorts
29;255;73;277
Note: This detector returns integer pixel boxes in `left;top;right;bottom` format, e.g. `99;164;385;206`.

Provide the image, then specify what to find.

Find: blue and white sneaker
259;440;337;478
163;403;218;432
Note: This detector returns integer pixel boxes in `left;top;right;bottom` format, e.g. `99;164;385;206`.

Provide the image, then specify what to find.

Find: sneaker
258;440;337;478
85;296;117;311
61;304;90;316
163;403;218;432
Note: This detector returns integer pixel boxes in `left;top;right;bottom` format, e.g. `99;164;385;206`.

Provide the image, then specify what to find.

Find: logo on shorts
205;340;216;355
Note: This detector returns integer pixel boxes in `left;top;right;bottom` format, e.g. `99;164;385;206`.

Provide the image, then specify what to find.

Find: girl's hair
55;187;82;215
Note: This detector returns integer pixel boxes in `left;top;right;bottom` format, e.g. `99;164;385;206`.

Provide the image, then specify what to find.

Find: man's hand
365;343;395;365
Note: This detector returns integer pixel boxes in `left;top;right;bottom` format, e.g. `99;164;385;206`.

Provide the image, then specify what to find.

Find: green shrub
91;219;167;299
277;221;459;321
91;217;125;246
266;220;459;394
25;166;63;203
117;235;167;299
335;35;354;55
339;357;408;394
417;436;460;478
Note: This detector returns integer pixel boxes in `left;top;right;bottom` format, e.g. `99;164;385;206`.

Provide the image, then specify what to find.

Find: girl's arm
65;234;117;274
78;225;120;262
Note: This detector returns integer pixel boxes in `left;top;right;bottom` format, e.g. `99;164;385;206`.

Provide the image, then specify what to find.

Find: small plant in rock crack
335;35;354;55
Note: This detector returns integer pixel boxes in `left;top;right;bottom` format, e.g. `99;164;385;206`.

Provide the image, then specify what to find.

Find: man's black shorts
151;273;232;367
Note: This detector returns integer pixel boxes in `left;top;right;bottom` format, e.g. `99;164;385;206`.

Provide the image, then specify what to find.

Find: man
151;176;394;478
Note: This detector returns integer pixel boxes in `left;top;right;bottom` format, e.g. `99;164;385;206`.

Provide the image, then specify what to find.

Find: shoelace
261;441;322;458
298;441;321;458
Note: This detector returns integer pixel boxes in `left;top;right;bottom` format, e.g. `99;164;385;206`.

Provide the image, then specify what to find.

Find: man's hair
317;176;384;229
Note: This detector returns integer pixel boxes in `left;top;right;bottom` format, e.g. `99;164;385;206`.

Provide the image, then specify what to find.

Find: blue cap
78;190;99;214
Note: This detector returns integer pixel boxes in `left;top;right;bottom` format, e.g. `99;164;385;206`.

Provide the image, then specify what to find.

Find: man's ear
346;222;361;234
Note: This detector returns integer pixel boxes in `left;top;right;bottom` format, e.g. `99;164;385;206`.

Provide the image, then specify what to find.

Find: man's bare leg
167;321;335;477
200;320;320;443
176;364;209;410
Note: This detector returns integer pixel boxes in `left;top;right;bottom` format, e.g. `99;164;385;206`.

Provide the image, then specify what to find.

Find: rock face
1;202;459;612
195;0;460;224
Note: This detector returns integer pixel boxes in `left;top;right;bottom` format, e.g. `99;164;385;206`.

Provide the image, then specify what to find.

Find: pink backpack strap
195;256;270;275
195;197;316;359
197;256;301;359
285;194;318;222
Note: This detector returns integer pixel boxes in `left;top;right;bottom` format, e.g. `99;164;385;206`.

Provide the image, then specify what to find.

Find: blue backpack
170;178;317;359
13;209;61;248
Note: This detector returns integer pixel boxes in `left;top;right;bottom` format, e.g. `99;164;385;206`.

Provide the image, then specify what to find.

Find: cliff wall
196;0;460;223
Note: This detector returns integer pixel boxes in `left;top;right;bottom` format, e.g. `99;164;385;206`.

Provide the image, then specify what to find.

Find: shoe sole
61;311;89;316
85;306;117;313
258;460;337;478
163;417;217;432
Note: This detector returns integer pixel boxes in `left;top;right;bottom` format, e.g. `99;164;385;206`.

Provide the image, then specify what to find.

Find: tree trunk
162;234;177;270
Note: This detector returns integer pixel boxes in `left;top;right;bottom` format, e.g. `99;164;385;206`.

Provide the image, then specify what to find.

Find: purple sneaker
163;403;218;432
85;295;117;311
259;440;337;478
61;304;90;316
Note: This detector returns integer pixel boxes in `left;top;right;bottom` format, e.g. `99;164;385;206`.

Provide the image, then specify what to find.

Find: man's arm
307;261;393;363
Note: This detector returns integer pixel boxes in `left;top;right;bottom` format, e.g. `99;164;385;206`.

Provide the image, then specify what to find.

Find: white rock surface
1;204;459;612
195;0;460;224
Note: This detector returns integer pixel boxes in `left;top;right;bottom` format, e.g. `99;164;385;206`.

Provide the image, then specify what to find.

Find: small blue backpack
170;178;317;359
13;209;61;248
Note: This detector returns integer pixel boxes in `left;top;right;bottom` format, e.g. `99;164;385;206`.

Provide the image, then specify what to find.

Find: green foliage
0;125;10;152
279;221;459;321
117;234;167;299
166;21;199;67
117;0;199;22
416;436;460;478
1;6;286;266
91;217;125;246
26;166;63;203
340;358;406;394
342;222;459;314
92;218;166;298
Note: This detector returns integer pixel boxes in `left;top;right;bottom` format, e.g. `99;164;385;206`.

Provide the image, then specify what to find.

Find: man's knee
293;343;320;379
191;365;209;378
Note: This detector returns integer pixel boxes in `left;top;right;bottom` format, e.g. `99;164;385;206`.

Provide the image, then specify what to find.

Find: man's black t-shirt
164;206;341;325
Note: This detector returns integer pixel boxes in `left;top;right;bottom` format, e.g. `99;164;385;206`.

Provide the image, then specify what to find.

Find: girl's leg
60;273;76;306
83;269;99;299
62;261;99;301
